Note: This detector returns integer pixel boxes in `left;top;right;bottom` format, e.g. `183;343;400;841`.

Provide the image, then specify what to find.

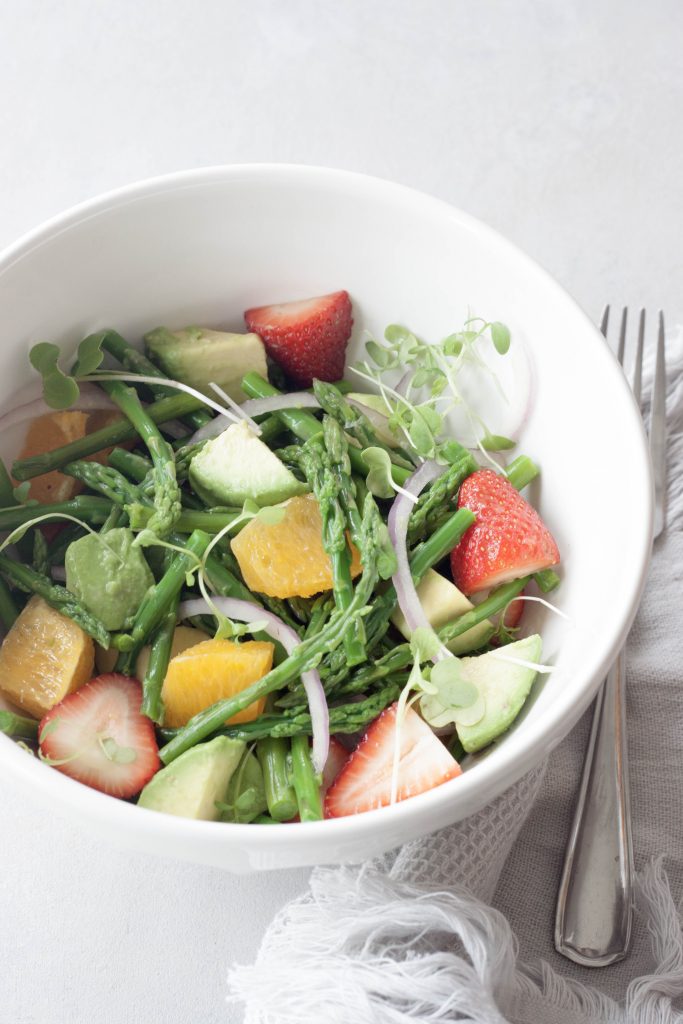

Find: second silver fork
554;308;667;967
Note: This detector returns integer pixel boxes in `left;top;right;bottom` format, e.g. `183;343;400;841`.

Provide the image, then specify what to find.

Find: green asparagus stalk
100;380;180;537
128;504;244;535
506;455;539;491
158;495;384;764
140;596;178;723
12;392;205;481
407;452;477;543
241;373;412;485
0;577;19;630
0;710;39;740
115;529;210;673
299;429;365;666
108;448;152;483
290;735;323;821
160;680;404;744
257;738;298;821
0;554;110;647
0;496;112;532
63;460;141;505
312;379;414;469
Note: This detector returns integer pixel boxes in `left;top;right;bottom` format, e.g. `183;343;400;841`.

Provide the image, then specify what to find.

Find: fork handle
554;652;634;966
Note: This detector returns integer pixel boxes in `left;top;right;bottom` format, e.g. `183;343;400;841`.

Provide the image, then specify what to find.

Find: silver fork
554;308;667;967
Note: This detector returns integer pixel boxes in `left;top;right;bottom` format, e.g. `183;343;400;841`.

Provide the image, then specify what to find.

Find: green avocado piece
391;569;493;655
138;736;245;820
189;420;308;507
65;527;155;631
219;750;268;823
456;634;543;753
144;326;267;402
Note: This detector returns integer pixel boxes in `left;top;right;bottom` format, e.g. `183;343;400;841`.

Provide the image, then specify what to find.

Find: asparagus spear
108;448;152;483
407;451;477;544
128;505;244;535
158;494;384;764
12;392;205;481
140;595;178;723
0;710;39;740
240;373;412;485
299;428;365;666
100;380;180;537
0;554;110;647
257;738;298;821
312;379;414;469
159;681;404;744
506;455;539;491
115;529;210;673
63;460;141;505
0;496;112;532
290;735;323;821
95;329;212;432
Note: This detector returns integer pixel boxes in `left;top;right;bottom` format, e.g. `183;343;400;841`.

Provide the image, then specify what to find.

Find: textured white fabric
227;330;683;1022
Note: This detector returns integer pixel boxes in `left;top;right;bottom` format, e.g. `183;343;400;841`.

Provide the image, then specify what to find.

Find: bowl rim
0;163;654;853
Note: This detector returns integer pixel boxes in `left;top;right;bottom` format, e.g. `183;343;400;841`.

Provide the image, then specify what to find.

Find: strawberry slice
244;290;353;387
451;469;559;595
322;737;349;795
39;674;160;799
324;704;461;818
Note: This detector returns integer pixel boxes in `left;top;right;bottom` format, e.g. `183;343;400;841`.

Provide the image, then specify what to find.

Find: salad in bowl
0;286;561;826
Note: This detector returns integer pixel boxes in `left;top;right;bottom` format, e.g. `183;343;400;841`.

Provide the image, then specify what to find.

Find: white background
1;2;681;1022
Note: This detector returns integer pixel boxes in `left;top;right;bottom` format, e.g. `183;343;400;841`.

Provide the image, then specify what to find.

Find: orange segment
230;494;362;599
161;638;273;728
0;595;94;718
17;409;126;504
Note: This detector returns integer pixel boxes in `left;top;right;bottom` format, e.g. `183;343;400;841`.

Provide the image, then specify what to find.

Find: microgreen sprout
350;318;514;472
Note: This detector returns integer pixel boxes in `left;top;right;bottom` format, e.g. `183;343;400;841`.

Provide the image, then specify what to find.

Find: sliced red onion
395;370;412;398
178;596;329;773
190;415;236;443
161;419;189;440
52;566;66;582
387;459;446;663
0;382;116;433
239;393;321;418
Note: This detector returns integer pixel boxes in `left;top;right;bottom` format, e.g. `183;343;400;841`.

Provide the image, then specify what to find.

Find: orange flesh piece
231;494;362;599
160;638;274;728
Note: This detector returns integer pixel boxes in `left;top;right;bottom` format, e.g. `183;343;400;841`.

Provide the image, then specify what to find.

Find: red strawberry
451;470;559;595
325;704;461;818
39;674;160;799
322;737;349;795
244;290;353;387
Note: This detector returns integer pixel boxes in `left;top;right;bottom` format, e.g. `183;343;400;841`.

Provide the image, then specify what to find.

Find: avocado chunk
144;326;267;402
65;528;154;631
138;735;245;820
189;420;308;507
456;634;542;753
391;569;493;655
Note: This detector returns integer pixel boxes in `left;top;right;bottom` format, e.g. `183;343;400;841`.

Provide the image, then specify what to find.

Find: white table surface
1;2;681;1021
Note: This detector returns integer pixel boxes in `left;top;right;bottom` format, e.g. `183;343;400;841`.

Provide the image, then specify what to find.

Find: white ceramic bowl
0;165;652;871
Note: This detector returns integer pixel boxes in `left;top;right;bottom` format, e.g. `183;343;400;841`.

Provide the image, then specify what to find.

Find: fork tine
617;307;628;367
650;311;667;538
632;309;645;403
600;305;610;338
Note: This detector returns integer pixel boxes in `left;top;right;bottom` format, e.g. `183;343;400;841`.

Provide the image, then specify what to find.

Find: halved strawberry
39;674;160;799
244;290;353;387
322;737;349;795
324;704;461;818
451;470;559;595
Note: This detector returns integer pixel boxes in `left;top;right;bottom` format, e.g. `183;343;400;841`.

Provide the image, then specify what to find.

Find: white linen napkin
228;331;683;1024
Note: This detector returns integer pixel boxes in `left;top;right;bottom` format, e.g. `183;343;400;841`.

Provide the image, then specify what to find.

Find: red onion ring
178;596;329;773
387;459;445;663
